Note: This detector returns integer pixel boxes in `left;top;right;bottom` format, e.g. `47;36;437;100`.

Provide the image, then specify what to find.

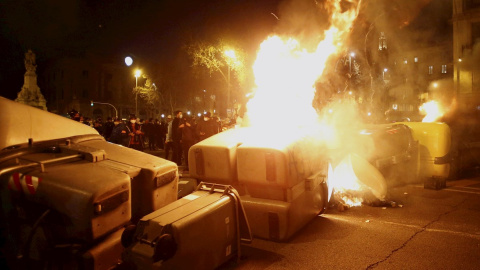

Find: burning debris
332;189;399;212
329;154;387;204
241;0;403;213
327;153;402;211
420;100;445;122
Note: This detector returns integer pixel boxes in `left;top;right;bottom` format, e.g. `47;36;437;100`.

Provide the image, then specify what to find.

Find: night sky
0;0;451;101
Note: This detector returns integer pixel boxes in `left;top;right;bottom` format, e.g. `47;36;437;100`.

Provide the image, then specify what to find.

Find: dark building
453;0;480;111
40;54;156;120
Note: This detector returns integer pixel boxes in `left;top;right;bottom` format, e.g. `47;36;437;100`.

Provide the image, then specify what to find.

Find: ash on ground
331;189;399;212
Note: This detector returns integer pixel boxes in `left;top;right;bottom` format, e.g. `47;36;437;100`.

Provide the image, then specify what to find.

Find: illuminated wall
453;0;480;108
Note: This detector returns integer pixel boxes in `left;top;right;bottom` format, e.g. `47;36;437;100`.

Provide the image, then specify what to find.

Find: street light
456;58;462;96
349;52;355;91
135;69;141;117
203;89;207;112
224;49;236;117
125;56;133;67
383;68;388;81
91;101;118;119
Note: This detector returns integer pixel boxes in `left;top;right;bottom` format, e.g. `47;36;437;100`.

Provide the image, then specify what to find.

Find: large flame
420;100;444;122
246;0;357;134
243;1;373;207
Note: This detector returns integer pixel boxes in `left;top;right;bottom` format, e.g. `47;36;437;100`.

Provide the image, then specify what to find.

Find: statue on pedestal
15;50;47;110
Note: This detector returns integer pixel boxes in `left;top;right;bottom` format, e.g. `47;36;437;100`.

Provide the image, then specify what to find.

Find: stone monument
15;50;47;110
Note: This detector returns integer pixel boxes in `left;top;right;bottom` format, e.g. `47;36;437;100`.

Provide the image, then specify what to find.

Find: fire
329;154;387;207
245;0;358;134
243;1;373;207
330;156;363;207
420;100;444;122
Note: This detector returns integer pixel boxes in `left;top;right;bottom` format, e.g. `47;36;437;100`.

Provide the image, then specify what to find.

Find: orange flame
244;1;370;207
329;154;387;207
246;0;358;135
420;100;444;122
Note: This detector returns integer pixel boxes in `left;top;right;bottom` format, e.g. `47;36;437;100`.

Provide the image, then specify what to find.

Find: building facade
40;54;160;120
453;0;480;110
372;30;453;120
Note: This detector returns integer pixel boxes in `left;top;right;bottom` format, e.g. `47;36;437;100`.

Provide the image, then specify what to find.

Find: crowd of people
68;109;221;170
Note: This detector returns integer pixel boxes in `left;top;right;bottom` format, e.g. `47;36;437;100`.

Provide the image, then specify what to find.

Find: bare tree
133;76;162;105
185;39;248;115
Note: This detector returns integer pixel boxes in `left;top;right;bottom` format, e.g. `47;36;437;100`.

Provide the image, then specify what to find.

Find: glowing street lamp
383;68;388;81
135;69;141;117
125;56;133;67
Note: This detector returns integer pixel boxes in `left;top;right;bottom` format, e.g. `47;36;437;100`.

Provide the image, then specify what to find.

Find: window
379;32;387;50
414;57;418;63
428;66;433;74
442;65;447;74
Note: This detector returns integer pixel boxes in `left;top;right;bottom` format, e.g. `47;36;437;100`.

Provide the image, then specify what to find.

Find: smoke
274;0;362;51
274;0;329;50
241;0;452;201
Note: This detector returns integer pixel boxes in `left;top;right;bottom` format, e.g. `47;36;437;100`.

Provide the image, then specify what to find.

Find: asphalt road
145;149;480;270
219;178;480;270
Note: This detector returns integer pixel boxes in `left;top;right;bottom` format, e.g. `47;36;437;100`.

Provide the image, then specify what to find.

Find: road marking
325;215;480;240
412;184;480;195
443;187;480;195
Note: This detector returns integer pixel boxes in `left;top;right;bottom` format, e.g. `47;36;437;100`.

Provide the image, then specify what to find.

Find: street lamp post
91;101;118;119
227;66;231;115
456;58;462;97
224;49;236;117
135;69;141;117
203;89;207;113
349;52;355;92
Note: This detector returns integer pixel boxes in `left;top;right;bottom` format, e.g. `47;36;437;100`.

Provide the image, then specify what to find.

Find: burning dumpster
189;127;329;241
354;123;420;186
0;97;178;269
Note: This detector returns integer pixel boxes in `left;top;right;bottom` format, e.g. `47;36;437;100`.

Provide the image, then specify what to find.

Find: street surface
145;149;480;270
224;177;480;270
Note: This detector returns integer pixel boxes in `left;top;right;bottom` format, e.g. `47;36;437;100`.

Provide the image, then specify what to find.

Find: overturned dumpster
0;97;178;270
